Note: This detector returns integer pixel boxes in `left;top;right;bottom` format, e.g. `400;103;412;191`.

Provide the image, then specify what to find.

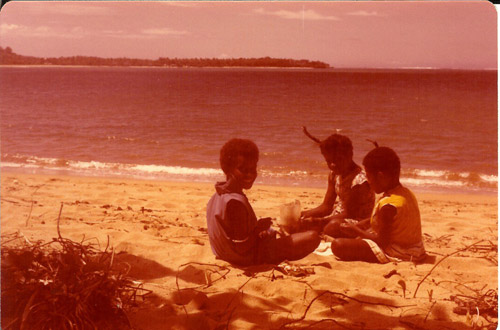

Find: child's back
371;184;422;247
206;138;320;266
370;184;425;261
207;181;258;266
330;146;426;263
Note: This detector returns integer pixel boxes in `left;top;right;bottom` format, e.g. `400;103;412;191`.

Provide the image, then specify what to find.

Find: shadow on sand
114;254;475;330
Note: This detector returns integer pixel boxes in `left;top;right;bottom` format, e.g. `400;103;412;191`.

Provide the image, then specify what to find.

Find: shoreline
0;64;496;72
1;171;497;329
1;170;497;223
1;167;497;198
0;64;321;70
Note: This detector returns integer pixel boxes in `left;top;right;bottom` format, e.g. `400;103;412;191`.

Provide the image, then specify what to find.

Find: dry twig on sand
25;185;43;227
1;206;150;330
279;290;416;329
451;288;498;328
413;240;485;298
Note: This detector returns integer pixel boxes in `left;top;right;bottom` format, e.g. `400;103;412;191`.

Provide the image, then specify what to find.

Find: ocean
0;66;497;194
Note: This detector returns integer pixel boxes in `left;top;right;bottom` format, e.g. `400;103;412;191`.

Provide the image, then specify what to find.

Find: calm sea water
0;67;497;194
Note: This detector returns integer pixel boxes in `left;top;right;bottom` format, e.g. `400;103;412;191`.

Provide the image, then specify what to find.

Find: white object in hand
279;200;301;227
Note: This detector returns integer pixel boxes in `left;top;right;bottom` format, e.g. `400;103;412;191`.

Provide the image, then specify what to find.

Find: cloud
101;28;189;39
346;11;381;17
253;8;339;21
25;4;110;16
158;2;198;8
0;23;88;38
103;30;125;35
0;23;22;33
142;28;189;36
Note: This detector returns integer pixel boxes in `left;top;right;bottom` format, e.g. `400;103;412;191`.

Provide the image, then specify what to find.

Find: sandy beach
1;172;497;329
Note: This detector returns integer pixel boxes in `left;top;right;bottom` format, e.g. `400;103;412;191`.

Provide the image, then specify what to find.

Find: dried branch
1;198;21;204
176;262;231;290
424;301;436;323
25;185;43;227
217;273;257;329
280;290;416;328
1;226;148;329
56;202;64;240
451;289;498;319
303;318;361;329
398;319;428;330
413;240;485;298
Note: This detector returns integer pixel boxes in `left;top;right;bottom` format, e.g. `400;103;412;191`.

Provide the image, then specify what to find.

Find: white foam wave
1;162;39;169
1;156;224;181
72;161;108;169
260;169;309;178
401;177;464;188
131;164;222;176
479;174;498;183
413;169;447;177
1;154;497;193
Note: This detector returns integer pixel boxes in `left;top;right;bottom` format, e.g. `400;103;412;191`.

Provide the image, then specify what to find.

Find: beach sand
1;172;497;329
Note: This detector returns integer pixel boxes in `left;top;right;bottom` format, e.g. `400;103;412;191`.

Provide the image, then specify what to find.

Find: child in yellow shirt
330;146;426;263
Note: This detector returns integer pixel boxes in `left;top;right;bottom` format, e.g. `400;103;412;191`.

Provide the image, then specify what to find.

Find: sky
0;1;496;69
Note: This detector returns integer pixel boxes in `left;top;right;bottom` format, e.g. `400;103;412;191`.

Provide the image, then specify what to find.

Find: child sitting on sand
300;131;375;237
206;138;320;266
330;146;426;263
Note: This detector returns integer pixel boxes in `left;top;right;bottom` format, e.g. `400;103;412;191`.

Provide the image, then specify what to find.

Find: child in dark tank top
206;138;320;266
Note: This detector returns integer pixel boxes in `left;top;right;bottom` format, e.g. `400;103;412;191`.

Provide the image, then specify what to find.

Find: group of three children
206;134;426;266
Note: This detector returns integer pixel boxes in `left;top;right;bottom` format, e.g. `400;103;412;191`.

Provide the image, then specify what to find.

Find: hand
329;163;338;176
339;222;357;236
300;211;313;220
257;222;277;239
340;222;355;230
256;217;272;232
258;229;276;239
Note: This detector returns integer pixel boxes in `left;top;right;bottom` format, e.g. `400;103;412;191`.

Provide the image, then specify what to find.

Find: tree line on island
0;46;330;69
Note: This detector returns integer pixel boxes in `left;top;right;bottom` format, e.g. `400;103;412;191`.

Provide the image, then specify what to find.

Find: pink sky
0;1;496;69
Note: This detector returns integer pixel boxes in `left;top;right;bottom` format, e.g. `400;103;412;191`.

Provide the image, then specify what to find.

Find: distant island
0;46;330;69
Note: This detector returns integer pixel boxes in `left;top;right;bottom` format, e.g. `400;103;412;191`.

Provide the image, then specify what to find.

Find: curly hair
362;146;400;177
219;138;259;175
319;134;353;159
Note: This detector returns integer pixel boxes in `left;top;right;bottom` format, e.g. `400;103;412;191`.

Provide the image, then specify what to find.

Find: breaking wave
1;154;497;194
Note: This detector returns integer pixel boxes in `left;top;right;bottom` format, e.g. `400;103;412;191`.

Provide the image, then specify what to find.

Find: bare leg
286;230;321;261
324;219;359;239
331;238;379;263
298;213;345;234
259;230;320;264
323;219;342;237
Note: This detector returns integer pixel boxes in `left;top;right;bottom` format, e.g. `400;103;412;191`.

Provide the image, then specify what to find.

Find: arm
226;201;272;241
345;181;374;219
342;204;395;248
301;172;337;219
354;217;371;230
225;200;251;241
